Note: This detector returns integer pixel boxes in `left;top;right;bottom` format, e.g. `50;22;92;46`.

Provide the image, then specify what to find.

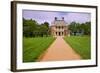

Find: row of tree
68;22;91;36
23;18;91;37
23;18;50;37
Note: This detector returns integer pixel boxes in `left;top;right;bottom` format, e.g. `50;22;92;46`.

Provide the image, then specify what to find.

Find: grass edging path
64;36;91;59
23;37;55;62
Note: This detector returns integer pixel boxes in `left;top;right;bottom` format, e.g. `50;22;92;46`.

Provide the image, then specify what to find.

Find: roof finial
55;17;57;20
62;17;64;20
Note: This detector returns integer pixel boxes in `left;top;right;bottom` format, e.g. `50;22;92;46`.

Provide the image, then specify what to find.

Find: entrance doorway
59;32;61;36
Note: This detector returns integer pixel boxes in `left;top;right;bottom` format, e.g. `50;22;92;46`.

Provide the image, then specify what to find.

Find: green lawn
64;36;91;59
23;37;55;62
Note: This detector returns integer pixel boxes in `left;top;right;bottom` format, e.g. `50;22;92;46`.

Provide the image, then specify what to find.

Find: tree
81;22;91;35
23;18;50;37
69;21;91;36
69;22;81;35
23;18;38;37
40;22;50;37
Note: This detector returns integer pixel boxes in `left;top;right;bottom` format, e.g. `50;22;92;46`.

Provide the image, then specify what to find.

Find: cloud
23;10;91;25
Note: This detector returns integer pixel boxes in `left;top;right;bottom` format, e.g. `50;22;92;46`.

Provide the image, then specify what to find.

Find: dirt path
38;36;81;61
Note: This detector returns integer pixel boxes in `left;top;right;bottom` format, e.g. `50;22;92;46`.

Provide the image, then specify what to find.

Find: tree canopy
68;21;91;35
23;18;91;37
23;18;50;37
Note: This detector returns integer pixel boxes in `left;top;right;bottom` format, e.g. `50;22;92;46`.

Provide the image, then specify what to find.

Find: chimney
62;17;64;20
55;17;57;20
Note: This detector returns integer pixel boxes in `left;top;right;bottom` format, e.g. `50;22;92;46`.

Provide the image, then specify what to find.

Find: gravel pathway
38;36;81;61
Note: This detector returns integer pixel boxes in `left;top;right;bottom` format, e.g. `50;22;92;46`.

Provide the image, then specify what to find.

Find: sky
23;10;91;25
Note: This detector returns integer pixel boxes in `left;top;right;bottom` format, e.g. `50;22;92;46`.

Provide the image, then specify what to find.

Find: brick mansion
50;17;70;36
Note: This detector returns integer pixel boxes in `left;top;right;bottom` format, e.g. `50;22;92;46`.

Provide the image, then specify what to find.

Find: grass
64;36;91;59
23;37;55;62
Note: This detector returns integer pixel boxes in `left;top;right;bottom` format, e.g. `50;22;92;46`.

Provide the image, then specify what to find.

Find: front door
59;32;61;36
